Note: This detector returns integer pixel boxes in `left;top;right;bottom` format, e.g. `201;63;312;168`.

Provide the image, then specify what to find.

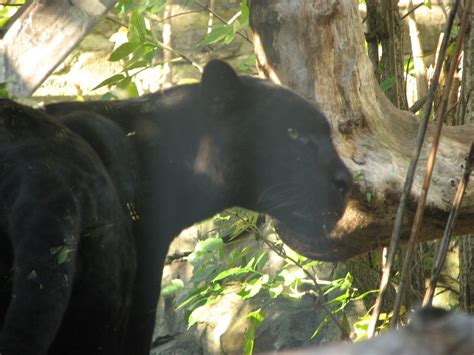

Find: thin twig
105;16;128;28
409;95;427;113
194;1;253;44
156;9;205;24
391;0;471;327
423;143;474;305
106;10;206;28
366;0;462;338
156;40;202;71
401;3;424;20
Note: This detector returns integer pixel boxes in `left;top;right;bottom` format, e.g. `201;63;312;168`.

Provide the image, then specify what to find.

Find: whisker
257;183;301;203
266;200;299;212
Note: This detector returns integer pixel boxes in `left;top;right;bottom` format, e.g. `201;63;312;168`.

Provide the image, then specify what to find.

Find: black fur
0;60;351;354
0;102;135;355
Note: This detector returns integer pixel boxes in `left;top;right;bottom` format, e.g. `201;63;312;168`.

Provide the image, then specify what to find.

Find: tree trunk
407;0;428;101
380;0;407;109
249;0;474;261
460;235;474;312
459;1;474;314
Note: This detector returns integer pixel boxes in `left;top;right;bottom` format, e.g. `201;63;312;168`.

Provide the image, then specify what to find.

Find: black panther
0;102;136;355
0;60;351;354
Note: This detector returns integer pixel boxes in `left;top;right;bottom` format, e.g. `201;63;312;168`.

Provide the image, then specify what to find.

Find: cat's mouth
271;215;340;262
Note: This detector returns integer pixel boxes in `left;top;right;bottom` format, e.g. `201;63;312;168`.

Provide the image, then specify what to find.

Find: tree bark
459;1;474;314
407;0;428;101
249;0;474;261
2;0;118;97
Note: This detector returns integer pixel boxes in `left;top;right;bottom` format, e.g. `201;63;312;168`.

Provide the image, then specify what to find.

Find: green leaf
161;279;185;297
200;24;234;45
212;266;251;282
244;337;254;355
254;251;269;270
109;42;140;62
116;77;139;98
244;308;266;353
177;78;200;85
148;0;167;13
50;245;72;264
278;269;296;286
246;308;265;323
311;316;329;338
352;171;365;182
341;272;353;290
327;290;350;305
189;263;217;283
446;42;456;56
177;287;209;310
93;74;125;90
128;11;149;42
99;92;116;101
353;315;371;341
0;82;10;98
366;192;373;204
188;305;207;328
240;0;249;26
239;278;263;299
237;54;256;72
57;248;70;264
380;76;396;92
269;283;283;298
200;237;224;252
124;59;149;71
341;314;351;336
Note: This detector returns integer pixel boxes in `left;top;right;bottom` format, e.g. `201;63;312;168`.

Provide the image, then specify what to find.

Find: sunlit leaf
239;278;263;299
311;316;329;338
161;279;185;297
93;74;125;90
269;283;283;298
199;237;224;252
188;305;207;328
177;78;200;85
237;54;256;72
109;42;140;62
149;3;167;13
240;0;249;26
201;24;234;45
212;266;251;282
254;251;269;270
124;59;149;71
246;308;265;323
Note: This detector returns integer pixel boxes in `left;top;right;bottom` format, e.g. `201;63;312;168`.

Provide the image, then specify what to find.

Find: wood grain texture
3;0;117;97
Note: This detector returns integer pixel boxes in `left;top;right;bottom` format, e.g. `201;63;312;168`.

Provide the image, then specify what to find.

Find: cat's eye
288;128;299;140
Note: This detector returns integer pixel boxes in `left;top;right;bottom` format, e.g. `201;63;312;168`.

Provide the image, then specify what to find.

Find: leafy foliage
162;209;375;353
96;0;253;97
